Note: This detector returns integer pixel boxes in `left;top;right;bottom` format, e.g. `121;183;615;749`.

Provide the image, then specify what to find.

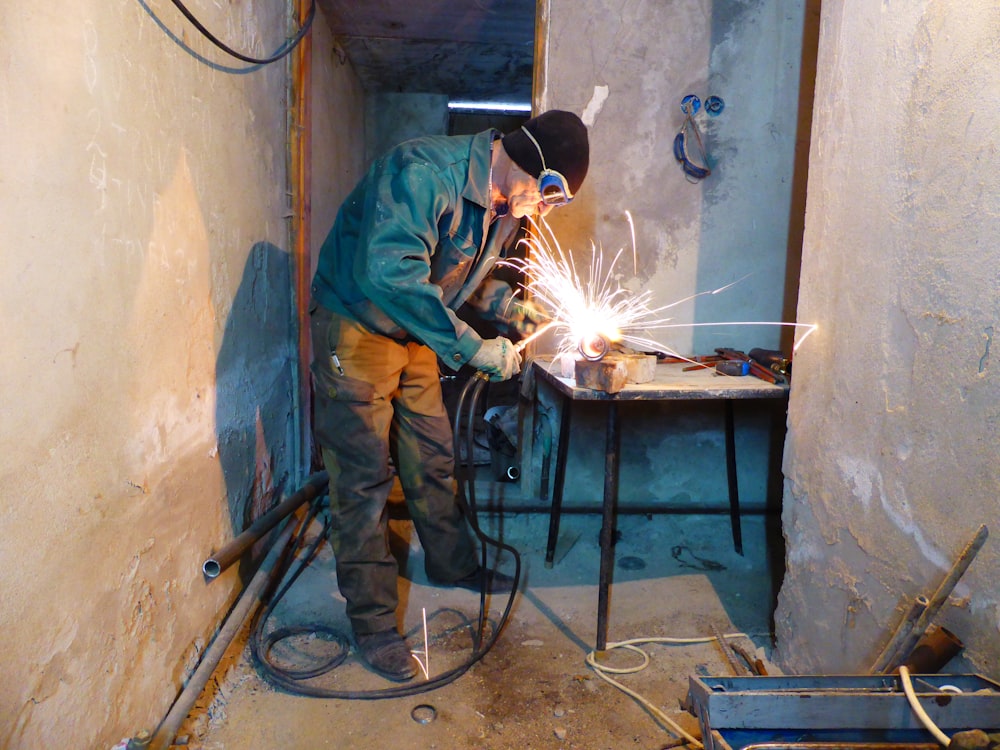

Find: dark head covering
501;110;590;195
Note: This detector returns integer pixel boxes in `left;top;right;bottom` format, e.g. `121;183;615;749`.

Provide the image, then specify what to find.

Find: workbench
525;357;789;651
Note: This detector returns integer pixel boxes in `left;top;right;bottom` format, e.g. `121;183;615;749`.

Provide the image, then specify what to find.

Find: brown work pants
309;301;478;636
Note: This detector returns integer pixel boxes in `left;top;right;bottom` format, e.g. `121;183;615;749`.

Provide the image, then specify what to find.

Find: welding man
308;110;590;681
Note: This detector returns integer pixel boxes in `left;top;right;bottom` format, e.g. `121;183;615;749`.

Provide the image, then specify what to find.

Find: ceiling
315;0;536;105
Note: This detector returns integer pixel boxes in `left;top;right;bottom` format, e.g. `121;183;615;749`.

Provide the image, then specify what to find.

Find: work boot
354;629;417;682
447;566;518;594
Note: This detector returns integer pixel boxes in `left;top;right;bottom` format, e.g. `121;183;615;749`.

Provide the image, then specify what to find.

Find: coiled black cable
248;373;522;699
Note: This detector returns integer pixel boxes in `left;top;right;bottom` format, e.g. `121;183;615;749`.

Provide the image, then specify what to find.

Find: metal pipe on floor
149;517;300;750
202;471;328;580
595;402;620;653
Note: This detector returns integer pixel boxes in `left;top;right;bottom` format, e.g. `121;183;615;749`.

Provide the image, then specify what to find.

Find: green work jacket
310;129;519;371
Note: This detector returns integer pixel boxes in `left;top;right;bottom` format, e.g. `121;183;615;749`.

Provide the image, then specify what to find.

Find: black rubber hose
462;375;491;649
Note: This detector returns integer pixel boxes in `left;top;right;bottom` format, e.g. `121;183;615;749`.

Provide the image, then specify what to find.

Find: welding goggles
521;126;574;206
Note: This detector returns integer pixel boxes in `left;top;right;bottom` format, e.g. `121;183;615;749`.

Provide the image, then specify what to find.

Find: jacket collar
462;129;501;209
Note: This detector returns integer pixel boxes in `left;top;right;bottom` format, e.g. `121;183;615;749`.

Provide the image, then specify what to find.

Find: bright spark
503;218;677;359
411;607;431;680
503;216;818;360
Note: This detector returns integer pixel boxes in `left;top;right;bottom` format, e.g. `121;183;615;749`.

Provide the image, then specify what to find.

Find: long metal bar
202;471;328;579
712;623;747;676
595;402;620;652
544;399;572;567
290;0;313;474
723;399;743;555
150;518;300;750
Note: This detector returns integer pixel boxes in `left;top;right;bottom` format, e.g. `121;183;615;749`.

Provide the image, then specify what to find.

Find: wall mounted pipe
149;518;299;750
289;0;313;473
202;471;328;580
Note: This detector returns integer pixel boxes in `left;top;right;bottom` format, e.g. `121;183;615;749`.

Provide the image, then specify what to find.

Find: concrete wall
309;25;366;290
364;92;450;164
775;4;1000;673
0;3;364;747
530;0;807;510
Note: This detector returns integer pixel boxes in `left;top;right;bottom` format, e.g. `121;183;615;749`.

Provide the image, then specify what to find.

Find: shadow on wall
214;241;298;555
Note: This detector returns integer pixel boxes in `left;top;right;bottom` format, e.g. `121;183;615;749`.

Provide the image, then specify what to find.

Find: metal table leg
544;396;572;567
724;399;743;555
596;401;620;652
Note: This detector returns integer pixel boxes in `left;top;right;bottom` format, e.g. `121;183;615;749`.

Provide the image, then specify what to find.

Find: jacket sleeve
465;278;516;324
354;161;484;369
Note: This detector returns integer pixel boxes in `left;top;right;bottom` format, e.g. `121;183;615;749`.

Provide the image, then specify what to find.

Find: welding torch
470;321;557;384
515;320;556;353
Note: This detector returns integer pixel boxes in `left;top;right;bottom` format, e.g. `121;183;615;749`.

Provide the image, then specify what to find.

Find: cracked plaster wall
0;4;364;748
775;3;1000;674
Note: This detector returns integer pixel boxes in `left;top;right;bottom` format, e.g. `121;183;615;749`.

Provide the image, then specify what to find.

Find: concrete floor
173;484;783;750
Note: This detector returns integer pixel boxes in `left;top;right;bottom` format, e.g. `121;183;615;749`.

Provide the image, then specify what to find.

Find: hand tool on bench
681;355;724;371
715;347;786;384
715;360;750;376
748;347;792;378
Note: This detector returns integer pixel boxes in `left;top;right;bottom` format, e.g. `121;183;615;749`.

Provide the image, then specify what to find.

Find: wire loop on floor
585;632;749;749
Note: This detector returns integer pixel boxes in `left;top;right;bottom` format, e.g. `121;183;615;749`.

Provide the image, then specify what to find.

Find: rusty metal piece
732;642;768;676
711;624;747;676
899;626;964;674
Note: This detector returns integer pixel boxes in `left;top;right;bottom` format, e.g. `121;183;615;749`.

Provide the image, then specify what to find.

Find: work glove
468;337;521;382
506;297;549;338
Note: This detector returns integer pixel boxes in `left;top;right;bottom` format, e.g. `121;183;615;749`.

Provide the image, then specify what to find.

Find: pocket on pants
310;359;376;403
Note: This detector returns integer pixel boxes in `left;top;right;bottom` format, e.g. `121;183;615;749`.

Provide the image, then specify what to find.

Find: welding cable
247;374;520;700
168;0;315;65
584;632;750;748
454;374;523;652
463;375;492;649
248;496;351;678
899;666;953;746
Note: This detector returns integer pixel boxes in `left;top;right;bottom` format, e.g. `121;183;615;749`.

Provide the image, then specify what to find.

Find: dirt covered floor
178;507;781;750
